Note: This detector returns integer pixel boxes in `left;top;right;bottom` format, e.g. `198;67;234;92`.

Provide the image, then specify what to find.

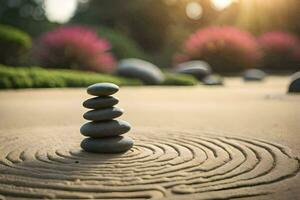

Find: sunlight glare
44;0;78;23
211;0;234;11
186;2;203;20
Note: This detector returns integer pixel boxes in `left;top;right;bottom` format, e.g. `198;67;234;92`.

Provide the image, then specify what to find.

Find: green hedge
0;24;32;65
0;65;141;89
162;73;198;86
0;65;199;89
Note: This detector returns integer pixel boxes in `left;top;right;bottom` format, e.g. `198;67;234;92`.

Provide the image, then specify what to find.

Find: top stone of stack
87;83;119;96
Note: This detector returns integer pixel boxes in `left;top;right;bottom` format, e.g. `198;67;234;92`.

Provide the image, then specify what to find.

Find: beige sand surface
0;76;299;199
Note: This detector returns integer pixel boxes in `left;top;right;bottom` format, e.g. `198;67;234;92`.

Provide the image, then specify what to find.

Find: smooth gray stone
83;107;123;121
83;96;119;109
80;120;131;138
288;71;300;93
87;83;119;96
202;75;224;86
116;58;165;85
175;60;212;80
243;69;266;81
81;136;134;153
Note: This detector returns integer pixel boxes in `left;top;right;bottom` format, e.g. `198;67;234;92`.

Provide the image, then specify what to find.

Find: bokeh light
44;0;78;23
211;0;235;10
186;2;203;20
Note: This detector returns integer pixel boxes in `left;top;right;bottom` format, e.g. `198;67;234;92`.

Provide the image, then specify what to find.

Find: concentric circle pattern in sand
0;129;299;200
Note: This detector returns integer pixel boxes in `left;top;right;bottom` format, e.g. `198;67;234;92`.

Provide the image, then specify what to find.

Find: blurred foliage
72;0;170;52
215;0;300;37
258;32;300;71
0;0;56;37
96;26;150;61
0;0;300;71
162;73;198;86
33;25;116;73
176;26;262;73
72;0;219;67
0;24;31;47
72;0;300;68
0;65;142;89
0;65;198;89
0;24;32;66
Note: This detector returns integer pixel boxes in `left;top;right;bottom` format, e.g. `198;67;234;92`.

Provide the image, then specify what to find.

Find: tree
0;0;56;37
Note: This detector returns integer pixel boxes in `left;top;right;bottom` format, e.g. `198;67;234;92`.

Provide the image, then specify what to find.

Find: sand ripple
0;130;299;199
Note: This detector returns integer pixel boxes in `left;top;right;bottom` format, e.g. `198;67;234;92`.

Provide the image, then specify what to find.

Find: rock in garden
175;60;212;80
81;82;133;154
202;75;224;86
83;107;123;121
87;83;119;96
80;120;131;138
243;69;266;81
116;58;165;85
288;71;300;93
81;136;134;153
83;96;119;109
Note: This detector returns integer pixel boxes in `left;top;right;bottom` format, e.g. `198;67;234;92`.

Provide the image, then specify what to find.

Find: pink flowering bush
34;26;116;73
258;32;300;70
175;26;262;73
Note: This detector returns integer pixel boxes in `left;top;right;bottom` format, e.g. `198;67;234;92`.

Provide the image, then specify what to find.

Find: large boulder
243;69;266;81
116;58;164;85
288;72;300;93
175;60;212;81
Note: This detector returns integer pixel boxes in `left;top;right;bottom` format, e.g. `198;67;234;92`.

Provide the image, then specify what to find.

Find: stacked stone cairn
80;83;133;153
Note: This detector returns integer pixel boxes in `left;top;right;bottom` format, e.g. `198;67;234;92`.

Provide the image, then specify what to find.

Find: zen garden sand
0;76;299;200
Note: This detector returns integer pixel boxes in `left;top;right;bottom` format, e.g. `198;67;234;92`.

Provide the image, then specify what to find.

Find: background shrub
97;26;150;61
258;32;300;71
0;24;32;66
33;25;116;73
162;73;198;86
176;26;262;73
0;65;141;89
0;65;199;89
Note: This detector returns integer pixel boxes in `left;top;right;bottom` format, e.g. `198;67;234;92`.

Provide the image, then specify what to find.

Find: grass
162;73;198;86
0;65;141;89
0;65;199;89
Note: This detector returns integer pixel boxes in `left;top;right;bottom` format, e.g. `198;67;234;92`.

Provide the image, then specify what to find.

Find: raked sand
0;76;299;200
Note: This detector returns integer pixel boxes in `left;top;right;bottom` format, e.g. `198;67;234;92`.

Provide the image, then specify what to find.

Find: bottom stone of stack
81;136;134;153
